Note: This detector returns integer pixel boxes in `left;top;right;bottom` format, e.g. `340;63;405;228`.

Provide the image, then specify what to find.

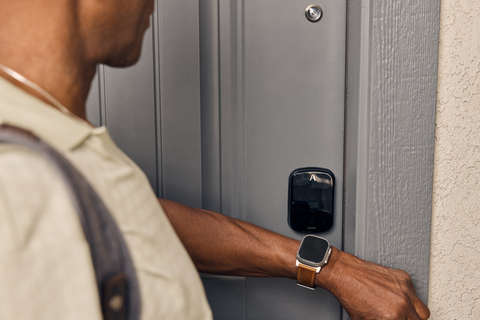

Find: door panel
216;1;346;318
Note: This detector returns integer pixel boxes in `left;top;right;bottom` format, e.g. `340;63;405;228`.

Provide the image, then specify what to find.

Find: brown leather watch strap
297;264;317;289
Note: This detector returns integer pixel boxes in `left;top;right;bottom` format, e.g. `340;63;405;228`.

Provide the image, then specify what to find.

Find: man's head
0;0;155;118
0;0;154;69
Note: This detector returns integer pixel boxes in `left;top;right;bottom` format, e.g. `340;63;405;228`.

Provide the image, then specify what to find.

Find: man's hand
318;247;430;320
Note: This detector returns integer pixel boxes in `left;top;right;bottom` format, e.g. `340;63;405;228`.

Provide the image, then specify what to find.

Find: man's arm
159;198;430;320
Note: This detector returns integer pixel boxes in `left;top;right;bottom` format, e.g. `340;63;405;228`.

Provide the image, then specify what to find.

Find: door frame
344;0;440;313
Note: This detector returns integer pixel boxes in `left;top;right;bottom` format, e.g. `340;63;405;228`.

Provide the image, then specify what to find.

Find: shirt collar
0;76;93;153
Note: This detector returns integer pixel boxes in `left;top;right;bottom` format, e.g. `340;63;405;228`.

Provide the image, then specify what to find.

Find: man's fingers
413;297;430;320
398;270;430;320
404;276;430;320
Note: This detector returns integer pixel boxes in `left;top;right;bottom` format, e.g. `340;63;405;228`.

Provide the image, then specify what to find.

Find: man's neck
0;1;96;121
0;61;96;121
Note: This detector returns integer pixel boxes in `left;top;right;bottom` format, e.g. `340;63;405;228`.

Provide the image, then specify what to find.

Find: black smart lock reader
288;167;335;233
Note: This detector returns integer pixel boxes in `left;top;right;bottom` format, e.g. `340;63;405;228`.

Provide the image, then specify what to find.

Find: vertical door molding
344;0;441;313
199;0;222;213
155;0;203;208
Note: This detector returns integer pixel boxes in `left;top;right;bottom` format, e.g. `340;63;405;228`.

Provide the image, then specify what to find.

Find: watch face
297;235;330;265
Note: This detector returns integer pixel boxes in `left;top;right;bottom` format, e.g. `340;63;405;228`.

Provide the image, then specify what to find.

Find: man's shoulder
0;143;81;253
0;143;57;181
0;142;70;207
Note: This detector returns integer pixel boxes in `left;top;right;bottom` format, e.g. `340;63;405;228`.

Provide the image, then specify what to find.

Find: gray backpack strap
0;124;141;320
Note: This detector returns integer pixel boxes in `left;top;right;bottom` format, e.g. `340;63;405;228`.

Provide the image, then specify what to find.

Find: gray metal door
202;1;346;319
87;0;347;319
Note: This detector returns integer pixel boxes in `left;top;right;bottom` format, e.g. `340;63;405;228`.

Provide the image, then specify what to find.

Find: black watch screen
297;235;330;266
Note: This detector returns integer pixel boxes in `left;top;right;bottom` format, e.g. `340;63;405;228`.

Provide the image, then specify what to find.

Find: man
0;0;430;319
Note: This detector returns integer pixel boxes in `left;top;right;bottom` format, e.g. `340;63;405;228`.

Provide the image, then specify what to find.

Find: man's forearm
158;198;430;320
158;198;300;279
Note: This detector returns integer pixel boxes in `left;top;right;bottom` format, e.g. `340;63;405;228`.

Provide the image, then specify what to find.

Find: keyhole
305;4;323;23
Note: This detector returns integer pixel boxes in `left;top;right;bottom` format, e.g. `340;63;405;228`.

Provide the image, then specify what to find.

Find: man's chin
104;51;142;68
103;40;144;68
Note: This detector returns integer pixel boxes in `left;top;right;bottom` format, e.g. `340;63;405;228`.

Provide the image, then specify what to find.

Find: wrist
314;246;342;291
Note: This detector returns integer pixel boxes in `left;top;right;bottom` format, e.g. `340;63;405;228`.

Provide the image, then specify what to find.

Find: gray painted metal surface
212;1;347;318
155;0;203;208
196;0;347;318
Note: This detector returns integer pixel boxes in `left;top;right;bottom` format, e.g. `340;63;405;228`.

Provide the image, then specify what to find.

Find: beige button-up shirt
0;77;212;320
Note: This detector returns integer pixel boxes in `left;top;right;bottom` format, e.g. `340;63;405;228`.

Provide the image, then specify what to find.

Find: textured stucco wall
429;0;480;318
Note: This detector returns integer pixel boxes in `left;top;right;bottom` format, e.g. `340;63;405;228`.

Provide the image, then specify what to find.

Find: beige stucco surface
429;0;480;318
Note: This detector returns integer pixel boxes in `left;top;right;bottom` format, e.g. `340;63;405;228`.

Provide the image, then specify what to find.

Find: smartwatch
296;235;331;290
